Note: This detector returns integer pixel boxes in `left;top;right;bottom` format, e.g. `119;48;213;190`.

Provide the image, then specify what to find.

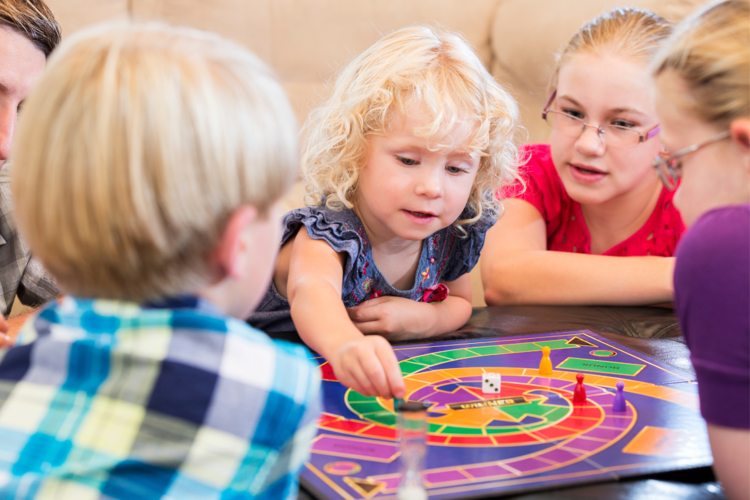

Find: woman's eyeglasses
652;131;731;190
542;90;660;148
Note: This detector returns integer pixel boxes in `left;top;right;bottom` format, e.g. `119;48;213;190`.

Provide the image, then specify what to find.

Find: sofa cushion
46;0;129;35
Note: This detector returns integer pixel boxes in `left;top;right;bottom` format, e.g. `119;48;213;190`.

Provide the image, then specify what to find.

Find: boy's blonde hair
550;8;672;92
301;24;520;226
653;0;750;129
12;23;298;302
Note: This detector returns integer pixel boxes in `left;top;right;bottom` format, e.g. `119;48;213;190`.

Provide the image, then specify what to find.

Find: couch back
46;0;709;145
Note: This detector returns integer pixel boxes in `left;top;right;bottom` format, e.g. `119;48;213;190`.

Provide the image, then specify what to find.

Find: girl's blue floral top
248;204;495;332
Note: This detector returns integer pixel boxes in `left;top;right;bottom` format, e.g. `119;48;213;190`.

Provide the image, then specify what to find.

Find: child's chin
562;180;614;206
396;226;441;242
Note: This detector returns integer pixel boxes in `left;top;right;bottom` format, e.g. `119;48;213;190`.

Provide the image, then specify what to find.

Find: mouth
403;209;438;224
406;210;436;218
570;164;606;175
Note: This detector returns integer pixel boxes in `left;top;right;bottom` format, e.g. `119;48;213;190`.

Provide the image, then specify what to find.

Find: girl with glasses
653;1;749;497
482;8;684;306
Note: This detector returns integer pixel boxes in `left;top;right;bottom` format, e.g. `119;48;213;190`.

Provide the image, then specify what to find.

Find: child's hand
0;314;10;348
330;335;406;399
348;296;434;340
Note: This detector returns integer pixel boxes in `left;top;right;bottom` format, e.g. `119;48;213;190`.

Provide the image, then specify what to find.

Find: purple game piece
613;381;626;412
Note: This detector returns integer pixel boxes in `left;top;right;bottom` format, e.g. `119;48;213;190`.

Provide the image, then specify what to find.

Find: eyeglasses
652;130;731;190
542;90;660;148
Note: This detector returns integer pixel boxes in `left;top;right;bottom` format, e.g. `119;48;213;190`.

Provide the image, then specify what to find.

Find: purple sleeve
674;205;750;429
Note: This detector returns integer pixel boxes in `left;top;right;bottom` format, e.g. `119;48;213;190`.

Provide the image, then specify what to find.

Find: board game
301;331;712;499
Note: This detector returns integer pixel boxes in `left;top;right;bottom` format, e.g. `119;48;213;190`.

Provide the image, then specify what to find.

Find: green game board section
557;357;645;376
346;392;571;434
347;336;590;432
399;338;583;375
500;401;567;421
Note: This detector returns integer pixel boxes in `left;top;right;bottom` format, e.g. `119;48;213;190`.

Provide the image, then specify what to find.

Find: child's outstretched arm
287;230;405;400
481;199;675;306
346;275;473;340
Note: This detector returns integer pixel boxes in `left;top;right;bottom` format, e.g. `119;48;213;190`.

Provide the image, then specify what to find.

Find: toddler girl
482;8;684;306
249;25;520;399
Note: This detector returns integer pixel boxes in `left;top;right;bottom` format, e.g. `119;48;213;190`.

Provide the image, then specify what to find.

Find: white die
482;372;501;394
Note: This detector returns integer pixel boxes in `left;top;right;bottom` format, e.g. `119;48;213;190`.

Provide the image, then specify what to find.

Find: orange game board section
622;426;695;457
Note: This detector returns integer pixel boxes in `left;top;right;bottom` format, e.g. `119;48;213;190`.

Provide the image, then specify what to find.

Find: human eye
446;165;468;175
611;119;637;129
397;156;419;166
561;108;584;120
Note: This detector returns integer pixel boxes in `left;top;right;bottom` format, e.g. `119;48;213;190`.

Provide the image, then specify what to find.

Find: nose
575;124;605;157
415;166;444;199
0;104;16;166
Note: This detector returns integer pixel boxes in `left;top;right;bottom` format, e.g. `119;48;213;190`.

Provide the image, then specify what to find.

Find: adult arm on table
481;198;675;306
286;229;405;400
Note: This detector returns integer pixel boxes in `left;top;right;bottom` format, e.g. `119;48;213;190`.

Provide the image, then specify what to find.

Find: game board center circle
409;377;576;435
324;461;362;475
346;370;611;447
590;350;617;357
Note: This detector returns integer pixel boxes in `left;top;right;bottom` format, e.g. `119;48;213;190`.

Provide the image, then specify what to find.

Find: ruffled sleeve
437;208;497;283
281;206;366;291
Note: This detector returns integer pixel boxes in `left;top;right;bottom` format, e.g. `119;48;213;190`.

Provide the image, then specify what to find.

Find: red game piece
573;373;587;403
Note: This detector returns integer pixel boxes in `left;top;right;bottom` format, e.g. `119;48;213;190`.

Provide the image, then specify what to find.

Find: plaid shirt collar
63;294;223;316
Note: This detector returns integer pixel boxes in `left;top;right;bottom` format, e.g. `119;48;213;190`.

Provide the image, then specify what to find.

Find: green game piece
394;398;404;412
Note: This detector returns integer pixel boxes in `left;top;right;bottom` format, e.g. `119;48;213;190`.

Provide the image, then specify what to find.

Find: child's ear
730;119;750;175
730;118;750;150
214;205;259;280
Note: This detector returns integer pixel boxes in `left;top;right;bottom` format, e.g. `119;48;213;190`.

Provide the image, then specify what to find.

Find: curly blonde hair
301;24;521;226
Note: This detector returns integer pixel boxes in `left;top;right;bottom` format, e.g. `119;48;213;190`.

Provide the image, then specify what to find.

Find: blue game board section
302;330;711;500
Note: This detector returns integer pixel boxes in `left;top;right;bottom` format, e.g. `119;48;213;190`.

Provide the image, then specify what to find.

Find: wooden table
294;305;726;500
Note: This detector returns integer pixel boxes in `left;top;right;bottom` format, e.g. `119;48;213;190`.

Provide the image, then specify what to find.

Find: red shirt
503;144;685;256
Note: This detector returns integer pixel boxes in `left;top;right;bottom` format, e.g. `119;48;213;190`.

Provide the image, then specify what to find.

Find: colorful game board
301;331;712;499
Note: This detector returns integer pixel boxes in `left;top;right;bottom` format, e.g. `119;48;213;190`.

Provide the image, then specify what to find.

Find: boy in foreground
0;23;320;499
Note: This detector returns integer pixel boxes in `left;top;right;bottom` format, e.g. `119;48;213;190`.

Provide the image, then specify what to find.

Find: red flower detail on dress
369;290;383;299
422;283;449;303
357;227;369;246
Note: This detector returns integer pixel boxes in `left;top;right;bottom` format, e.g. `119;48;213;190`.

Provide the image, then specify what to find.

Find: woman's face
550;53;662;206
654;71;750;226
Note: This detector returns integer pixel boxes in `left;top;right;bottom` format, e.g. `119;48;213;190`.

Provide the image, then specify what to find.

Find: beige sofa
38;0;709;309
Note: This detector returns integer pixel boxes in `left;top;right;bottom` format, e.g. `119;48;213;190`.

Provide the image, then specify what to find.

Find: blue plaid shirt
0;296;321;499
